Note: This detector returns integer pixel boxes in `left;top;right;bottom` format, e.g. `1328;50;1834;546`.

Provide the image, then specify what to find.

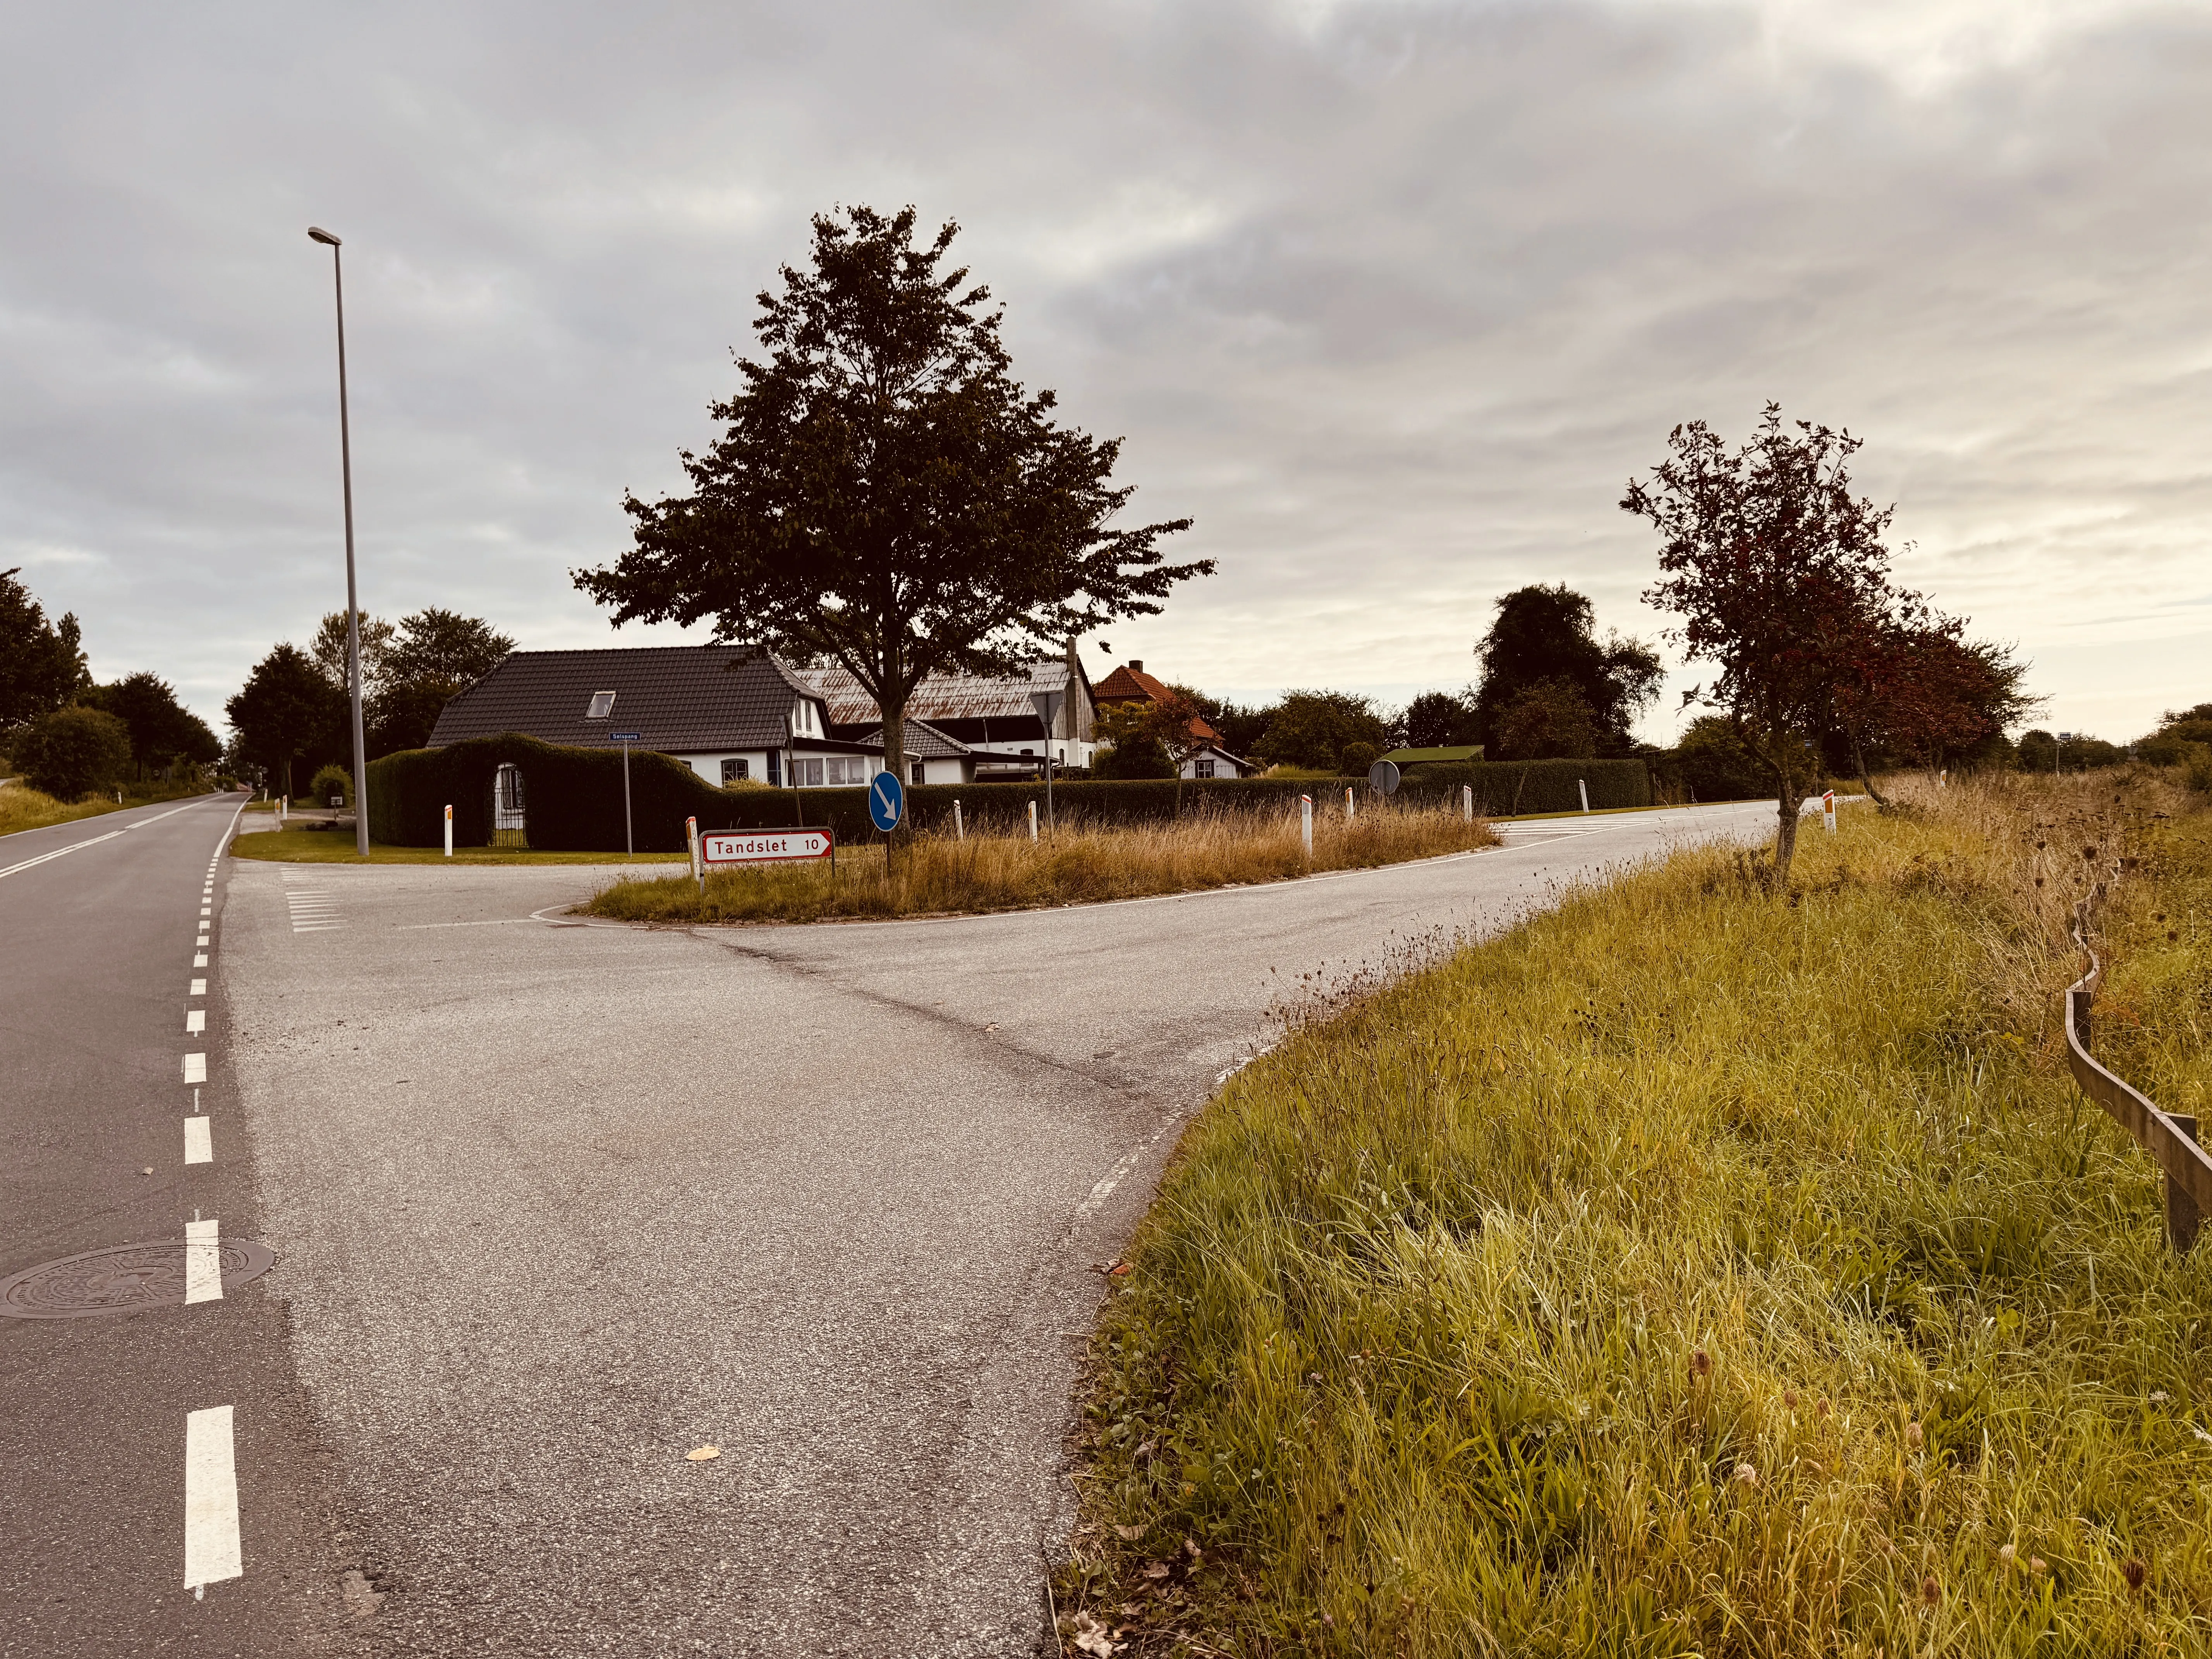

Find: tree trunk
1849;730;1889;808
880;685;908;869
1772;778;1807;890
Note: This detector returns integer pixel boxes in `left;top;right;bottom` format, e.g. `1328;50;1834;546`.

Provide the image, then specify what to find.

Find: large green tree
575;205;1208;814
1471;584;1660;757
86;671;220;778
373;608;515;753
0;568;91;734
225;643;345;797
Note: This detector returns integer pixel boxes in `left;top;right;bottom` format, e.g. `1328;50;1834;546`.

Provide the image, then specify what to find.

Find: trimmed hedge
1398;757;1651;815
368;733;1378;851
365;735;1655;850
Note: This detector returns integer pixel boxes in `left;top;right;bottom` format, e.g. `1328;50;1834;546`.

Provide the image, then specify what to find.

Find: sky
4;0;2209;746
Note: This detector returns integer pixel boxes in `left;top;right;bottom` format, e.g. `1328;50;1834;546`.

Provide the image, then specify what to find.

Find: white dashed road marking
194;953;208;968
191;978;206;995
184;1116;213;1164
184;1053;206;1084
182;1406;243;1595
186;1010;205;1034
184;1218;223;1304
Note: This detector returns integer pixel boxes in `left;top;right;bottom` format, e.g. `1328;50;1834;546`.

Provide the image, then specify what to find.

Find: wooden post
2171;1115;2203;1253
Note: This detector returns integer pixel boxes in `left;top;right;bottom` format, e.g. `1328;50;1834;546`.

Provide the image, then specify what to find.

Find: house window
721;758;748;783
766;750;781;787
1195;759;1216;779
798;758;824;787
585;691;615;719
823;756;868;785
911;760;924;786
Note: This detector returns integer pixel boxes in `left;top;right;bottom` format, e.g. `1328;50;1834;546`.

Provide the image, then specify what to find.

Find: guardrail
2065;890;2212;1251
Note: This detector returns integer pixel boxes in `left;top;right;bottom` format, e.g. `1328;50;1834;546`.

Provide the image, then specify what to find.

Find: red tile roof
1093;665;1218;742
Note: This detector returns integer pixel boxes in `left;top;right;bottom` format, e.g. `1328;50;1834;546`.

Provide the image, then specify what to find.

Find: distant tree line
1;568;221;800
224;608;514;796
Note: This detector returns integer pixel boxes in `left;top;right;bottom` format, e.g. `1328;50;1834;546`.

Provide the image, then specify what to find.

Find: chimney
1129;659;1144;673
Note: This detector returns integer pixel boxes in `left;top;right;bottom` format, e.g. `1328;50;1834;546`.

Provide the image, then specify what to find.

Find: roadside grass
579;804;1498;924
1055;771;2212;1657
0;780;214;837
227;827;687;866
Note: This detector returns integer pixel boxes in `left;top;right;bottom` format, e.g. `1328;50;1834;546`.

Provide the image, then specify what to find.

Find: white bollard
443;804;453;857
1822;790;1837;835
1462;783;1474;823
1345;787;1355;821
953;799;964;840
1028;800;1039;842
1301;794;1314;860
686;814;703;890
1578;778;1590;814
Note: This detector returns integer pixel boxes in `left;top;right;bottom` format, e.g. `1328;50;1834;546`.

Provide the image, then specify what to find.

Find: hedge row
364;735;1654;851
1397;757;1651;815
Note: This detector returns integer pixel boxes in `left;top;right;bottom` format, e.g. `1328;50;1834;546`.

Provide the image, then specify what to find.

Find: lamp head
307;227;342;247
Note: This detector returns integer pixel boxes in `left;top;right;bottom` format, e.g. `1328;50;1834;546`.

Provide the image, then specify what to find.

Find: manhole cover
0;1238;275;1319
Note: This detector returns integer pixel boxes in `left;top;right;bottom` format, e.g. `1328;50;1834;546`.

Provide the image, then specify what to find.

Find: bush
368;732;1375;849
309;763;352;807
1094;735;1173;779
13;706;132;800
1652;716;1768;803
1339;741;1378;777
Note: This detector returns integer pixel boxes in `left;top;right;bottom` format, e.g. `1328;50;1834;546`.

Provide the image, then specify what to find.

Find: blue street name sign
868;770;905;832
610;731;641;742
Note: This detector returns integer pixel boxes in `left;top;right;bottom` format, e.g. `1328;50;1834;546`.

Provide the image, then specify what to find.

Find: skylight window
585;691;616;719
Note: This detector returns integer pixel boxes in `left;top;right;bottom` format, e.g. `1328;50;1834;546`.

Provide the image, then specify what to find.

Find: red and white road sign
700;827;834;865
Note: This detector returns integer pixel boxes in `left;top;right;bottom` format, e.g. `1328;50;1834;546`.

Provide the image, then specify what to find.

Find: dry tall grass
1057;770;2212;1657
580;803;1497;924
0;783;124;836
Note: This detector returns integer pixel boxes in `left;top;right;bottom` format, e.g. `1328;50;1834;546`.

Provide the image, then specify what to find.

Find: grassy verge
0;780;215;837
580;806;1498;924
227;828;687;866
1056;773;2212;1656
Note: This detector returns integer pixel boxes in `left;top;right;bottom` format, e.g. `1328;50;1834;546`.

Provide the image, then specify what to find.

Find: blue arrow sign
868;770;905;832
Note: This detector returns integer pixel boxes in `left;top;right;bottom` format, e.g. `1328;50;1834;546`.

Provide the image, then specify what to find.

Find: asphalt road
4;797;1780;1656
0;792;361;1658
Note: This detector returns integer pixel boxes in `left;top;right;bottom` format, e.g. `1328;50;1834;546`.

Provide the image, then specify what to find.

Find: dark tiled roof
427;646;826;752
852;717;972;759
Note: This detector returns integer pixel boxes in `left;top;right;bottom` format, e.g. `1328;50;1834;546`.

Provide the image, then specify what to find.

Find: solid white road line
184;1117;213;1164
184;1053;206;1084
184;1218;223;1304
186;1010;205;1034
183;1405;243;1594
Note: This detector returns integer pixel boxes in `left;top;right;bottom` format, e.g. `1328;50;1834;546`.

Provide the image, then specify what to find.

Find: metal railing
2065;890;2212;1251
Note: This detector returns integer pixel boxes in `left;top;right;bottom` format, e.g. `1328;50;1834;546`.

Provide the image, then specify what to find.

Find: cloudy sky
5;0;2209;744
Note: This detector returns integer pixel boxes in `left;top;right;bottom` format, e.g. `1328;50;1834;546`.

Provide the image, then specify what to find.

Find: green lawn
228;828;687;866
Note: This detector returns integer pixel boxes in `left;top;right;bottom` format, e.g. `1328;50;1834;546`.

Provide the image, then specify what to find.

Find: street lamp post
308;226;371;858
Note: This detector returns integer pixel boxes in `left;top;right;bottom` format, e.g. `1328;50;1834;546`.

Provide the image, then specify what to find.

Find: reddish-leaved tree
1623;404;1899;888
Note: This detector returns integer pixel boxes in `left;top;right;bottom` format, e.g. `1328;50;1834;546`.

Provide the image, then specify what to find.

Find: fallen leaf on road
984;1022;999;1032
686;1445;721;1462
